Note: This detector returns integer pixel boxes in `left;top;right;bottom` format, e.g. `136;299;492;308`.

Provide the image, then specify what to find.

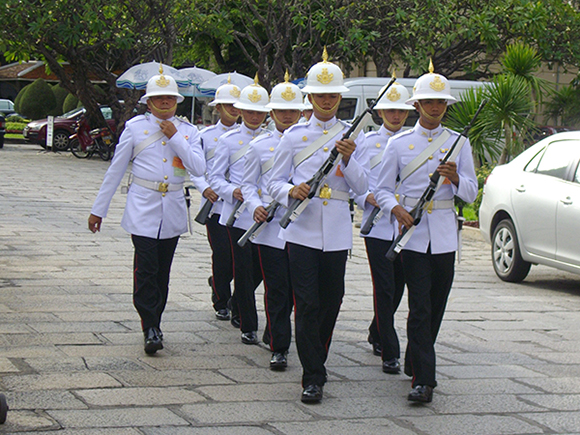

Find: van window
338;98;357;121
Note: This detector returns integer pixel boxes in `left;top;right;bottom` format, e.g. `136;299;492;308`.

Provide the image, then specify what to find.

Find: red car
23;106;116;151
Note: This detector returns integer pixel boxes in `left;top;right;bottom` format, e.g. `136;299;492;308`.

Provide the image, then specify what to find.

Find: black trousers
227;226;262;333
257;244;293;353
402;248;455;388
206;213;233;311
365;237;405;361
131;234;179;331
288;242;347;387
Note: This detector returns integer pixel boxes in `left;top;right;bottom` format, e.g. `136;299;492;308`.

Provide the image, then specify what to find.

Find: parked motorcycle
69;115;116;161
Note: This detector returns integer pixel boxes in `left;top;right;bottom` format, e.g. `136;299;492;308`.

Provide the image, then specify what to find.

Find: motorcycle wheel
70;139;90;159
97;139;112;161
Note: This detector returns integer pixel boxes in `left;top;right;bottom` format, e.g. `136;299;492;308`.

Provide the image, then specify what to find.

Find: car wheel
51;130;70;151
491;218;531;282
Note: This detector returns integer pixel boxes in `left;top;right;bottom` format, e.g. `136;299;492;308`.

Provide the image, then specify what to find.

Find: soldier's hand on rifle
203;187;219;203
289;183;311;200
233;188;244;202
436;161;459;186
335;138;356;166
254;206;269;223
365;193;378;208
392;205;414;231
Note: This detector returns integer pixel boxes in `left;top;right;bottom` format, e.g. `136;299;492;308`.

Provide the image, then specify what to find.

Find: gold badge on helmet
248;89;262;103
387;87;401;102
281;86;296;101
230;87;241;98
317;68;333;85
430;76;445;92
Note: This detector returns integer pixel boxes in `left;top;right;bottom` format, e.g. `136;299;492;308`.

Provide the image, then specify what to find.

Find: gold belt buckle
319;184;332;199
158;183;169;193
426;200;434;214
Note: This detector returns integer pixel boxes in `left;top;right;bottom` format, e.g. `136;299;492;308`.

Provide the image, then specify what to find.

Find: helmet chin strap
242;113;267;130
271;110;301;131
149;100;177;114
311;97;341;117
220;106;239;123
380;111;409;132
417;101;447;124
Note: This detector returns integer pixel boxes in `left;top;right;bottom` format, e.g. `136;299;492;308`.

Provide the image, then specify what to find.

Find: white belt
399;195;454;210
131;175;184;193
317;185;350;202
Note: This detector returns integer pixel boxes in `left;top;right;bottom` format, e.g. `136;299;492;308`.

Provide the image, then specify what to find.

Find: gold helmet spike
227;73;231;84
284;70;290;83
391;69;397;80
429;58;435;74
322;46;329;63
253;72;259;85
159;63;164;75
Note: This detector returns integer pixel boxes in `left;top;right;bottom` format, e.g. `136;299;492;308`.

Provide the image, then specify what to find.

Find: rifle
237;201;281;247
279;77;397;229
360;206;382;235
386;99;487;261
194;198;214;225
226;199;245;227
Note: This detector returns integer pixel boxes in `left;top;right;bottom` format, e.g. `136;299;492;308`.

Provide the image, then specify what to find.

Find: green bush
48;84;69;116
17;78;56;120
455;164;494;221
5;114;29;123
6;121;27;133
62;93;80;113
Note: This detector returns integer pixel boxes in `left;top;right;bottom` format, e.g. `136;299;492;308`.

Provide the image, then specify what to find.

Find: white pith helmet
374;73;414;111
209;74;241;106
301;47;349;94
406;59;457;105
139;64;184;104
303;95;313;110
234;73;270;112
266;72;305;110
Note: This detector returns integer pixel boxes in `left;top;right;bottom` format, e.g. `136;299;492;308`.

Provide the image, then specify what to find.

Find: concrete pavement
1;142;580;434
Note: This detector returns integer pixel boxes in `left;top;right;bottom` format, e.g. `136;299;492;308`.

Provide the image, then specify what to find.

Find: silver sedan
479;131;580;282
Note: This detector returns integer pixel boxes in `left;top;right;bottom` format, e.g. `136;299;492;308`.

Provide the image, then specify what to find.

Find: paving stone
74;386;206;406
47;407;189;428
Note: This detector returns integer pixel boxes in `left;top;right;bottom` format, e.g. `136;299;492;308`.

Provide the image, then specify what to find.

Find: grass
5;133;24;139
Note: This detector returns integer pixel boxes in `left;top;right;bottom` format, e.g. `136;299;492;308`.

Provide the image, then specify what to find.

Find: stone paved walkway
1;143;580;434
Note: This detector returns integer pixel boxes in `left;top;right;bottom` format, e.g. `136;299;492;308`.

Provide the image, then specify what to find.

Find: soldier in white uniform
374;62;478;402
208;77;269;345
88;68;206;355
190;78;241;321
268;49;368;403
355;80;414;373
241;74;304;370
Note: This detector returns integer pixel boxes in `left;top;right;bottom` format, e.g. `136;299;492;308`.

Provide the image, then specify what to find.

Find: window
574;162;580;184
535;140;580;179
100;107;113;120
337;98;357;121
524;147;546;173
365;98;418;129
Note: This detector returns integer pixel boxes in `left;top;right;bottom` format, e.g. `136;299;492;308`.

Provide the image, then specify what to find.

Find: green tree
18;78;56;120
545;85;580;127
0;0;194;130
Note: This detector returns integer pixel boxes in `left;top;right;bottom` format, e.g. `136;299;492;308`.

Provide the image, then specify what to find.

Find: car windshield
61;107;86;119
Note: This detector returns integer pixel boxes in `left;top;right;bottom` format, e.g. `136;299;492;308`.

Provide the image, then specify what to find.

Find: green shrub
62;93;80;113
17;78;56;120
6;121;27;133
5;114;29;123
48;84;69;116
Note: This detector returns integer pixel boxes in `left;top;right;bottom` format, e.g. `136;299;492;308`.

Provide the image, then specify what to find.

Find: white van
336;77;488;131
